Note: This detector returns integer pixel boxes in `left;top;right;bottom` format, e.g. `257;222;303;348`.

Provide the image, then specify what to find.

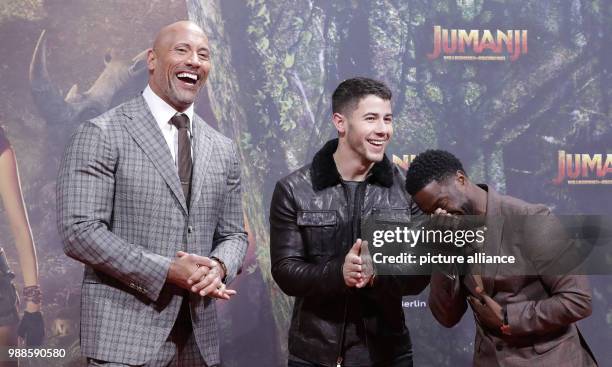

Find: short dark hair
405;150;466;196
332;77;392;115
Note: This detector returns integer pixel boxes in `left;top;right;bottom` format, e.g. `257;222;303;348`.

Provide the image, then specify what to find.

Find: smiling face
334;95;393;164
412;173;476;215
147;21;211;111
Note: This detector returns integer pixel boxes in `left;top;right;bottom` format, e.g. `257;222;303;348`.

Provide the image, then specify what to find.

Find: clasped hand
343;239;372;288
467;286;504;331
168;251;236;300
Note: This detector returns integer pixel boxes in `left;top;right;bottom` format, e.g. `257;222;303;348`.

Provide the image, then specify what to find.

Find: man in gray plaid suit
57;21;247;366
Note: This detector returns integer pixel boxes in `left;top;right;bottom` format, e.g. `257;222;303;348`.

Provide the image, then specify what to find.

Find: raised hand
343;239;371;288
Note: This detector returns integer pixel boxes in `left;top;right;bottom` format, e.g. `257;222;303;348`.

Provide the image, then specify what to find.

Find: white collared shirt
142;85;194;164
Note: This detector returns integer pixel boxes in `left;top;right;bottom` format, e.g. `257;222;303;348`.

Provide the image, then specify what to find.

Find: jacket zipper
335;181;367;366
335;181;350;367
354;183;368;353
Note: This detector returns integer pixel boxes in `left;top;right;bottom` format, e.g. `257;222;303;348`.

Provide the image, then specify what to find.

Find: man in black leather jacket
270;77;429;367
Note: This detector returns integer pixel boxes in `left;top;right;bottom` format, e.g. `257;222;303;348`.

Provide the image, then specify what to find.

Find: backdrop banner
0;1;610;366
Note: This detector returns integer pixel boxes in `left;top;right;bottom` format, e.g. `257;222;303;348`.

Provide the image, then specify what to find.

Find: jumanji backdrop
0;0;610;366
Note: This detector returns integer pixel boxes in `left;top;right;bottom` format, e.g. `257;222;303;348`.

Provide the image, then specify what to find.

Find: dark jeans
288;352;413;367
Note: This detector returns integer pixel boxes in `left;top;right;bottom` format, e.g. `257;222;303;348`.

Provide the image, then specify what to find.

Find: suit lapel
120;97;188;215
189;115;213;209
482;186;504;295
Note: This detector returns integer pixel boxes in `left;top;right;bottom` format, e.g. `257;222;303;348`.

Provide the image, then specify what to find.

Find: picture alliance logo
427;25;528;61
553;150;612;185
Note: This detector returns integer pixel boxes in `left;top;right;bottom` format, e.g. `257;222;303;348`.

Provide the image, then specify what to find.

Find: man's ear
146;48;156;72
332;112;346;136
456;170;467;186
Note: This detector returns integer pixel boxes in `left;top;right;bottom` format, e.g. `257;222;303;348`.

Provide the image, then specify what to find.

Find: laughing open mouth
367;139;386;147
176;72;198;85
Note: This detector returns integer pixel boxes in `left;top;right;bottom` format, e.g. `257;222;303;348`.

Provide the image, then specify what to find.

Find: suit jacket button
188;226;194;234
495;342;503;351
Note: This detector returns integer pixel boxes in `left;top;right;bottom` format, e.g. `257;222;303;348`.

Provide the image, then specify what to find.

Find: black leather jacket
270;139;429;366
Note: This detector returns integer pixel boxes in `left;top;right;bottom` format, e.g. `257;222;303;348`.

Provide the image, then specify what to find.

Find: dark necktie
169;113;192;208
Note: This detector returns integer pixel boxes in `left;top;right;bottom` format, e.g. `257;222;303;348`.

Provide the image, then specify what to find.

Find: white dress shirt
142;85;194;164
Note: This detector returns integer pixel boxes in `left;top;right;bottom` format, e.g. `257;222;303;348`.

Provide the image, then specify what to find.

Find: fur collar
310;138;394;191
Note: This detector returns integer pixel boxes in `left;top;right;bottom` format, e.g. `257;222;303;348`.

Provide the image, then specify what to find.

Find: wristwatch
210;256;227;283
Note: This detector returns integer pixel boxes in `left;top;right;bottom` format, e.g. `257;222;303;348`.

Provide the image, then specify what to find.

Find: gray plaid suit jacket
57;95;247;365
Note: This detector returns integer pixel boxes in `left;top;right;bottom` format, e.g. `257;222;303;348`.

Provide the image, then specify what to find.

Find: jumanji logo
427;26;528;61
553;151;612;185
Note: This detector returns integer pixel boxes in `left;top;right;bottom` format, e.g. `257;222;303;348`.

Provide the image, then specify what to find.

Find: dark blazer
429;186;596;367
57;96;247;365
